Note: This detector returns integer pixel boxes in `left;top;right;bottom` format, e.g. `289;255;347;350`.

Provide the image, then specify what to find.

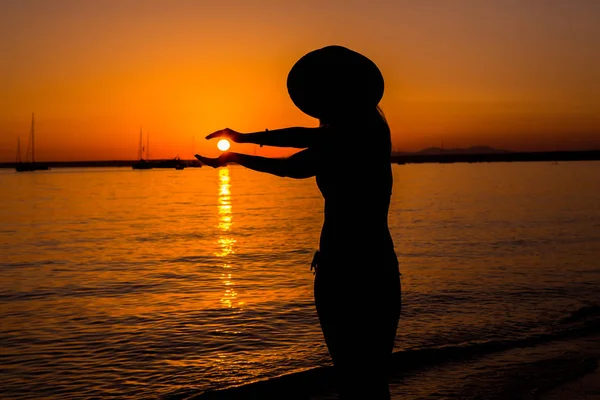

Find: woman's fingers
205;130;225;140
194;154;220;168
195;153;233;168
205;128;240;142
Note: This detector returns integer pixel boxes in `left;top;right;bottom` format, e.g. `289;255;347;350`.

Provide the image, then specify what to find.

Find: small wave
560;304;600;324
134;232;207;243
0;290;59;302
168;256;216;264
149;272;199;280
1;281;166;301
0;260;59;269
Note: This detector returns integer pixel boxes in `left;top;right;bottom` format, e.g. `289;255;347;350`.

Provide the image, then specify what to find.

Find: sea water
1;162;599;399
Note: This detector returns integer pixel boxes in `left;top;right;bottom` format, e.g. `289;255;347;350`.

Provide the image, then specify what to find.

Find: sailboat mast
138;126;143;160
147;132;150;161
16;138;22;163
31;113;35;163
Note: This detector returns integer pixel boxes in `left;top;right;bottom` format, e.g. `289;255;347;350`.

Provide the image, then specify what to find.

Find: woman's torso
314;120;397;272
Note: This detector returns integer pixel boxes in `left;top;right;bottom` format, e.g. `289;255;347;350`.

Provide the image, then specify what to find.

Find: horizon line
2;149;600;167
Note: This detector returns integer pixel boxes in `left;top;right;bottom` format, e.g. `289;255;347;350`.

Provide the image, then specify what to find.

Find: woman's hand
194;153;232;168
206;128;244;143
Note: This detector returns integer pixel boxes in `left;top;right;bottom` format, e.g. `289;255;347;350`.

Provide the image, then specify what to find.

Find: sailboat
132;127;153;170
154;155;187;169
16;113;49;172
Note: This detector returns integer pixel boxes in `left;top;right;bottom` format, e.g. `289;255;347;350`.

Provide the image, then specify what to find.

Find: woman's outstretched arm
207;127;330;149
195;148;318;178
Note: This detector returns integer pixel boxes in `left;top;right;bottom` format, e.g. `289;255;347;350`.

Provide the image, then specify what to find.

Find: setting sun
217;139;231;152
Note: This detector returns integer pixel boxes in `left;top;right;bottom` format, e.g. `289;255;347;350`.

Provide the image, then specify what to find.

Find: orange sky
1;0;599;161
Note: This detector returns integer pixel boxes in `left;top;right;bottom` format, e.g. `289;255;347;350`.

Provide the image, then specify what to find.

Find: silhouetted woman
196;45;401;400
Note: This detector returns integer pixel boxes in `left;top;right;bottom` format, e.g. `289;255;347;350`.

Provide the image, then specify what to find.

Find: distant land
1;148;599;169
391;147;600;164
0;159;203;169
400;146;512;156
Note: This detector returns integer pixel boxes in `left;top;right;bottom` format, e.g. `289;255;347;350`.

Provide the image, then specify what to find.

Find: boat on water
131;128;197;170
132;127;153;170
16;113;49;172
131;159;153;170
154;156;187;170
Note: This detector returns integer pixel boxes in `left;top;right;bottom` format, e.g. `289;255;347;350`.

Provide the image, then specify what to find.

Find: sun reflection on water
215;168;239;308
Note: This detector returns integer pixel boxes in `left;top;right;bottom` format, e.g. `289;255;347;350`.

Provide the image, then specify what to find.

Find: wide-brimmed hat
286;45;384;119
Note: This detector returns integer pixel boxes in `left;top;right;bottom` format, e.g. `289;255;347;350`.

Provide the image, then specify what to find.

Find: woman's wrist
238;133;249;144
240;131;265;146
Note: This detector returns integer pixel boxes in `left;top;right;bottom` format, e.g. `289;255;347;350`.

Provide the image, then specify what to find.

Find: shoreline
190;321;600;399
391;149;600;164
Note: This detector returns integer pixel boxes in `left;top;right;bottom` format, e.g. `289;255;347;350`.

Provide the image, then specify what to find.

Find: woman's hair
376;105;388;125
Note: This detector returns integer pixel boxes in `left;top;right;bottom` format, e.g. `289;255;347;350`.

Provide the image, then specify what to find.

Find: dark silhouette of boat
132;127;153;170
131;159;153;170
154;156;188;170
130;130;192;169
16;113;49;172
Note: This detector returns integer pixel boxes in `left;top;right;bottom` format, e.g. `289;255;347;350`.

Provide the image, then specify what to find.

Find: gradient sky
1;0;599;161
